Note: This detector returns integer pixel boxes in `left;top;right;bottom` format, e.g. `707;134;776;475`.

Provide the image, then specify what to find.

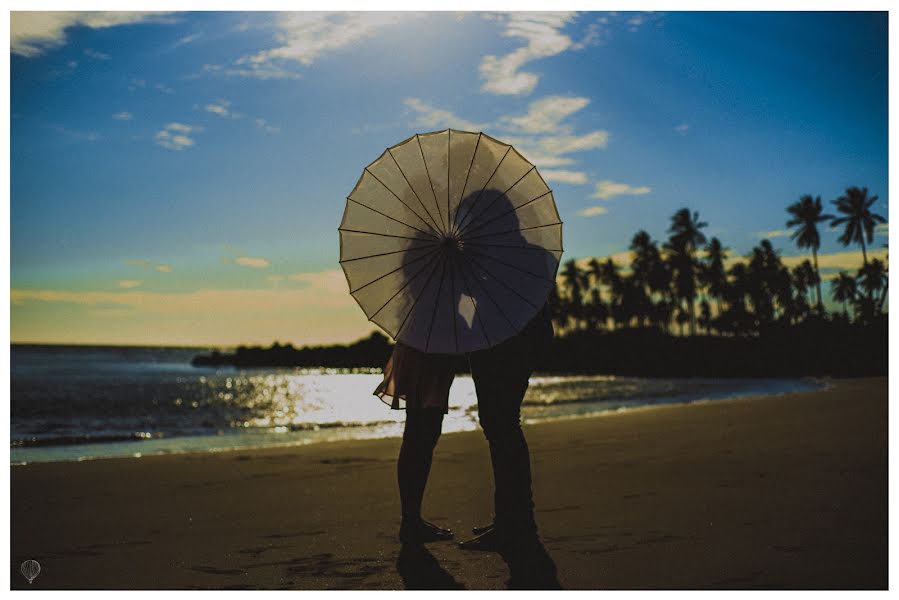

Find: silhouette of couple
372;188;560;585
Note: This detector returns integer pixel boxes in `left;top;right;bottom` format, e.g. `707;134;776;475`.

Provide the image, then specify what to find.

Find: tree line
549;186;887;337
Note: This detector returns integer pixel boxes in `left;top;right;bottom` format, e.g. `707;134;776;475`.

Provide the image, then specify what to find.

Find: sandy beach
10;377;886;590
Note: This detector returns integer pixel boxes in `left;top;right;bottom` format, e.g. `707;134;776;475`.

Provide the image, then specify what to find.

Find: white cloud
11;11;172;57
498;95;590;134
591;180;651;200
112;111;132;121
758;229;791;239
255;118;280;134
232;12;420;79
155;264;172;273
577;206;608;217
541;169;588;185
876;222;888;236
479;12;579;95
235;256;271;268
173;32;201;48
205;99;240;119
402;98;486;131
118;279;142;289
504;130;609;169
674;123;689;135
155;122;198;151
154;83;175;94
83;48;110;60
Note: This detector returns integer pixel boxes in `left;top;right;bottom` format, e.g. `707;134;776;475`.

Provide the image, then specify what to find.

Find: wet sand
10;377;887;589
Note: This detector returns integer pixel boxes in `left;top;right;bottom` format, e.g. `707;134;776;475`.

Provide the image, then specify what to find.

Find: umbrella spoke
462;222;562;242
339;244;437;264
450;133;481;234
347;197;439;240
458;189;550;240
455;166;536;238
462;244;557;283
364;167;442;237
369;249;443;320
452;144;510;236
394;249;447;340
349;246;441;294
424;257;448;352
388;148;444;235
416;134;447;233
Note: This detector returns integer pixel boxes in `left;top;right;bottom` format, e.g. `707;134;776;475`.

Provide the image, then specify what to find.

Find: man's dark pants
467;325;543;539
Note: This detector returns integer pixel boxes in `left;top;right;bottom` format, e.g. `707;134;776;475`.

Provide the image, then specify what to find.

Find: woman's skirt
373;343;456;413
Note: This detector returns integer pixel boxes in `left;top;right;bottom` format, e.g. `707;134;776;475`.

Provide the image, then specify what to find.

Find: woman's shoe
398;518;454;544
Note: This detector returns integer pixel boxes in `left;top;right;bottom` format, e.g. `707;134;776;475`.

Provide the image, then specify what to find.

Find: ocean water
11;345;826;464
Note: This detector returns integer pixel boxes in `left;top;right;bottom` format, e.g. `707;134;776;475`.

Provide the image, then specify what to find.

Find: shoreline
11;377;886;589
11;375;829;465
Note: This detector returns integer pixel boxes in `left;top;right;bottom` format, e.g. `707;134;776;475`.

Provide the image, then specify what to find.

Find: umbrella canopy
339;130;563;354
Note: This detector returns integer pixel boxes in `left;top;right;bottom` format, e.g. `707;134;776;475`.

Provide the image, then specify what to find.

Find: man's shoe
458;526;502;551
398;519;454;545
472;522;495;536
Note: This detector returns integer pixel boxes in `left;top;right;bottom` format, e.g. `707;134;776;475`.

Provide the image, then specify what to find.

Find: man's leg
469;341;538;542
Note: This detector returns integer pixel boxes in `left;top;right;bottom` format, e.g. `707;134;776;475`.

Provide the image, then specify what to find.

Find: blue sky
10;11;889;345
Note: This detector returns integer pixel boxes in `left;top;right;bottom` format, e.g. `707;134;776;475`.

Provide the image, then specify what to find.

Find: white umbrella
339;129;563;354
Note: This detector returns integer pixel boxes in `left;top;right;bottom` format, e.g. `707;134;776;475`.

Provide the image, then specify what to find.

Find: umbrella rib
347;198;439;240
424;255;448;352
463;222;562;242
458;188;550;240
456;251;519;335
448;254;459;354
339;245;437;264
394;249;446;341
446;131;451;249
456;166;536;238
364;168;442;237
462;251;539;312
387;148;444;235
465;241;563;252
369;249;443;320
450;133;481;234
416;134;446;233
455;255;493;348
453;145;511;237
463;245;557;283
338;228;437;242
349;245;441;294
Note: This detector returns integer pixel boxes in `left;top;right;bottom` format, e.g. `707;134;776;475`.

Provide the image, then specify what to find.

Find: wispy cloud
83;48;110;60
117;279;142;289
126;258;172;273
255;118;280;134
49;124;100;142
154;122;198;151
11;11;173;57
876;222;888;236
498;95;590;134
402;98;486;131
542;169;588;185
577;206;608;217
173;32;201;48
155;264;173;273
674;123;690;135
112;111;132;121
480;12;579;95
235;256;271;268
205;99;240;119
591;180;651;200
757;229;792;239
231;12;420;79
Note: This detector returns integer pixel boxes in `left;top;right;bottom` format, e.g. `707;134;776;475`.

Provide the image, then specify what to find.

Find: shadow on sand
396;544;465;590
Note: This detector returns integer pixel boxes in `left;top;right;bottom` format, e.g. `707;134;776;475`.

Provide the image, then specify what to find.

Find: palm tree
701;237;729;318
561;259;585;331
858;258;888;311
831;186;885;268
830;271;857;318
786;195;832;311
665;208;708;335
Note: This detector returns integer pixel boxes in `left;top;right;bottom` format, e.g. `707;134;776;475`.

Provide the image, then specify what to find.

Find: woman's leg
397;407;445;524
